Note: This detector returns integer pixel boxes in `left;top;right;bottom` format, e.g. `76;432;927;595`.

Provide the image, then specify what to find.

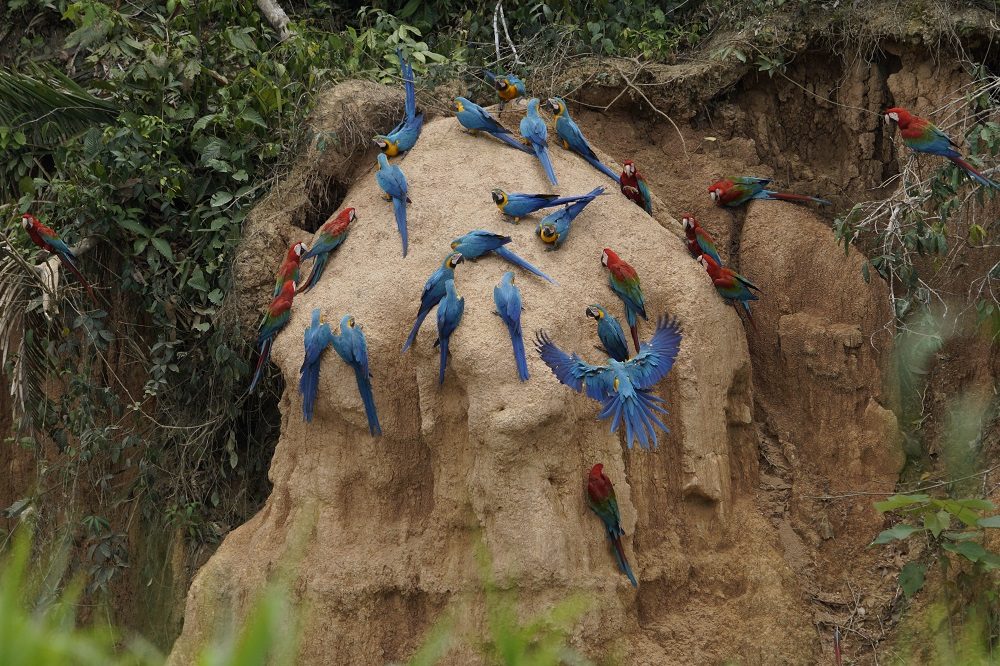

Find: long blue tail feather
583;153;621;183
392;197;408;257
438;336;449;384
353;365;382;436
300;360;319;422
534;145;558;185
493;131;534;154
302;253;329;293
507;323;529;381
493;246;556;284
402;310;430;352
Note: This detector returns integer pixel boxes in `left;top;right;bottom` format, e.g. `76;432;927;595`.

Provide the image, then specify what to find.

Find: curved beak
585;306;599;319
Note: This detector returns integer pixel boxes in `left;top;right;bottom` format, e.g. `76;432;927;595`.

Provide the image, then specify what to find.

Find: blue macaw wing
733;176;771;189
559;117;598;159
535;330;607;399
500;283;522;326
625;316;682;390
351;328;370;379
520;115;547;145
637;178;653;212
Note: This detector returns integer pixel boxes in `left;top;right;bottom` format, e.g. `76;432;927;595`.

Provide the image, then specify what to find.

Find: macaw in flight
374;49;423;157
535;315;683;450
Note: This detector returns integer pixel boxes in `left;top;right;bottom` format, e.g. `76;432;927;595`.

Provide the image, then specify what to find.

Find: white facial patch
710;191;719;201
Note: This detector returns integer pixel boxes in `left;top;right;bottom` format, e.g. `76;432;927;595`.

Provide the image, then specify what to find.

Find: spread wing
625;316;682;390
535;330;608;399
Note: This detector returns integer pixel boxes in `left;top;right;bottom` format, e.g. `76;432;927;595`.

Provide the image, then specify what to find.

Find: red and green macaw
708;177;831;208
274;241;309;298
601;248;646;354
698;254;760;331
20;213;96;302
249;279;296;392
681;213;721;265
619;160;652;215
885;106;999;189
586;463;637;587
301;207;354;292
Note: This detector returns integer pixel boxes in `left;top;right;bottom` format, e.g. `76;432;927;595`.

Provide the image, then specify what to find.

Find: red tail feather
948;155;999;189
59;255;97;304
629;324;640;354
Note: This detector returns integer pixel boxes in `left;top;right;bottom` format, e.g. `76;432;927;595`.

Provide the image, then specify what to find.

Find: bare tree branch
256;0;294;42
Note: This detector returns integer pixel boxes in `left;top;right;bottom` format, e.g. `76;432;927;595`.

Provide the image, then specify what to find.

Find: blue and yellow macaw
454;96;532;154
451;229;555;283
374;49;423;157
544;97;619;182
376;153;411;257
300;308;333;423
520;98;557;186
402;252;465;352
535;316;683;450
331;314;381;436
484;70;526;110
585;305;630;362
249;279;296;393
435;279;465;385
491;189;601;222
536;185;604;250
493;271;528;381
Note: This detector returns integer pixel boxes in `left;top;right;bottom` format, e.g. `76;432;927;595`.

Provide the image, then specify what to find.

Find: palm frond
0;66;118;146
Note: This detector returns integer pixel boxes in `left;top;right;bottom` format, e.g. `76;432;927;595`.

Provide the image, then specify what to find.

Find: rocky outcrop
168;113;819;664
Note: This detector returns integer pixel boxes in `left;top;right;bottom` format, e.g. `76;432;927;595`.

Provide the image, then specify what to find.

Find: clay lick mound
170;100;819;664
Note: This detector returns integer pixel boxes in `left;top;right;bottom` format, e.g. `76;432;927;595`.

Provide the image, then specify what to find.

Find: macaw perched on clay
537;185;604;250
375;153;411;257
249;279;296;392
493;271;528;381
374;49;423;157
680;213;721;266
491;189;601;222
451;229;555;283
435;279;465;385
20;213;96;302
708;177;831;208
484;70;526;110
585;305;630;362
331;314;381;436
698;254;761;331
300;308;333;423
520;98;558;186
274;241;309;297
586;463;637;587
619;160;652;215
301;207;354;292
535;315;683;450
545;97;619;182
601;248;647;355
884;106;1000;189
402;252;465;352
454;97;532;154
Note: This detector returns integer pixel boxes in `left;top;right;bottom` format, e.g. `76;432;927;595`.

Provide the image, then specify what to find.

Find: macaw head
697;254;719;272
622;160;636;177
526;98;539;114
601;247;618;267
707;180;727;203
292;242;308;259
373;136;397;156
493;76;509;92
544;97;566;117
491;189;508;208
680;213;696;233
884;106;911;128
454;97;466;112
445;252;465;270
20;213;34;230
537;222;558;245
585;305;605;320
345;207;357;224
589;463;604;480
